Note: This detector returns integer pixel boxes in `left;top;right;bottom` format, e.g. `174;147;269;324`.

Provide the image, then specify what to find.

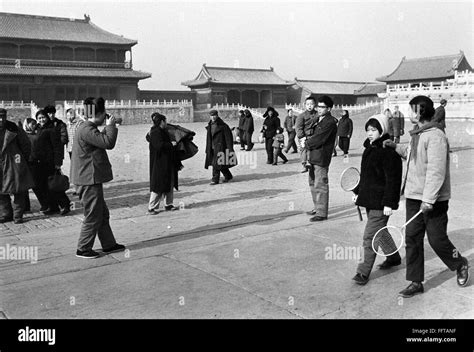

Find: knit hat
263;106;279;118
209;109;219;116
365;113;389;136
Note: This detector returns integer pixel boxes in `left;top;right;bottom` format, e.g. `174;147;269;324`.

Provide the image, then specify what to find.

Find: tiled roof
182;64;292;87
0;12;137;45
354;82;386;95
0;65;151;79
377;52;472;82
296;79;367;95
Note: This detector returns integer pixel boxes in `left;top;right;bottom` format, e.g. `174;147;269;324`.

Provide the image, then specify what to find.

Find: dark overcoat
355;134;402;210
149;125;179;193
0;121;35;194
204;118;237;170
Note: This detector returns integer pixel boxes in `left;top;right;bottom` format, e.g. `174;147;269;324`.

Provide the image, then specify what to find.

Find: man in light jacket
70;97;125;259
384;95;469;297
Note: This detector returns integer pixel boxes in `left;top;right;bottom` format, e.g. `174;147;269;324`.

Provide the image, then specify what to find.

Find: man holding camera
70;97;125;259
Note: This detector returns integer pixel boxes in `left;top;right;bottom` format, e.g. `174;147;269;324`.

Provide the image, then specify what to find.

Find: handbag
48;169;70;192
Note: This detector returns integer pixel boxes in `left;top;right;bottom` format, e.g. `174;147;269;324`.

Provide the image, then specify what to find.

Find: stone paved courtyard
0;116;473;319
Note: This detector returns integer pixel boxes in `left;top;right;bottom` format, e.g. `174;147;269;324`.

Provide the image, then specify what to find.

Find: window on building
52;46;74;61
96;49;116;63
75;47;95;62
20;45;50;60
0;43;18;59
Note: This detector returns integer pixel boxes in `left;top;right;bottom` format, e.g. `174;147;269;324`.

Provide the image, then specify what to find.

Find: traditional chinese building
182;64;293;109
376;51;472;85
0;12;151;107
287;79;376;106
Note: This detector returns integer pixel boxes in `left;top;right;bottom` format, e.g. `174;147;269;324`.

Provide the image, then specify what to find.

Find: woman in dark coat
147;113;179;214
336;110;353;157
242;109;254;151
205;110;237;185
238;110;246;150
261;106;281;164
0;108;35;224
35;110;71;215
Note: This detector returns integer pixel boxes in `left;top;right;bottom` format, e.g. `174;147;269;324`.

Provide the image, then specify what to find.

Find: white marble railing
63;99;192;108
212;103;264;119
0;100;33;108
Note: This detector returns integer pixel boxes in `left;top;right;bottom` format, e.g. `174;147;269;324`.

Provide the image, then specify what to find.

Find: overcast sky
1;0;472;90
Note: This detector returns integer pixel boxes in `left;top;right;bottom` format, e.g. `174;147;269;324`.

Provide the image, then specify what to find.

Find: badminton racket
372;209;423;256
340;167;363;221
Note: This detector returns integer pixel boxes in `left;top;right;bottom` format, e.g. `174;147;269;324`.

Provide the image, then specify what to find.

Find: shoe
398;282;424;298
13;218;24;224
0;217;13;223
377;258;402;270
266;161;272;164
146;209;158;215
42;208;59;215
165;205;178;211
103;243;126;254
222;176;233;183
306;209;317;216
210;181;219;185
60;207;70;216
344;154;349;159
457;257;470;287
310;215;327;222
300;166;308;173
272;163;277;166
352;273;369;285
76;250;100;259
39;205;49;212
282;160;288;164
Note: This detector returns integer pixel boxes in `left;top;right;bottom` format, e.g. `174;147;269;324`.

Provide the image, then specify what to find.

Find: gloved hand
383;139;396;149
421;202;433;213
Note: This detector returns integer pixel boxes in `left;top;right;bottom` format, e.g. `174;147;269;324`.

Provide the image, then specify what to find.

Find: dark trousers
239;130;245;149
338;136;351;155
285;130;298;153
405;199;463;282
0;192;27;221
243;131;254;150
212;166;233;183
37;162;70;211
265;137;274;163
357;209;401;276
273;147;287;164
77;183;117;252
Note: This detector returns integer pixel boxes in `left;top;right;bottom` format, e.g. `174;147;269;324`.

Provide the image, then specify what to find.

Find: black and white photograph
0;0;472;348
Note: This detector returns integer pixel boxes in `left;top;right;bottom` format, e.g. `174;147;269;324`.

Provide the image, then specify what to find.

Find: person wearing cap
283;108;298;154
305;95;338;222
433;99;447;131
205;110;237;185
384;95;469;297
70;97;125;259
0;108;35;224
242;109;254;151
146;112;179;214
392;105;405;143
43;104;71;213
261;106;281;164
351;113;402;285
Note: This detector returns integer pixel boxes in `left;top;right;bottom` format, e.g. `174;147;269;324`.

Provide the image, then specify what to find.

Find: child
295;96;319;173
272;127;288;165
352;113;403;285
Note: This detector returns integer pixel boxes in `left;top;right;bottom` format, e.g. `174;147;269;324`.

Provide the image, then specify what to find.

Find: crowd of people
0;94;468;294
